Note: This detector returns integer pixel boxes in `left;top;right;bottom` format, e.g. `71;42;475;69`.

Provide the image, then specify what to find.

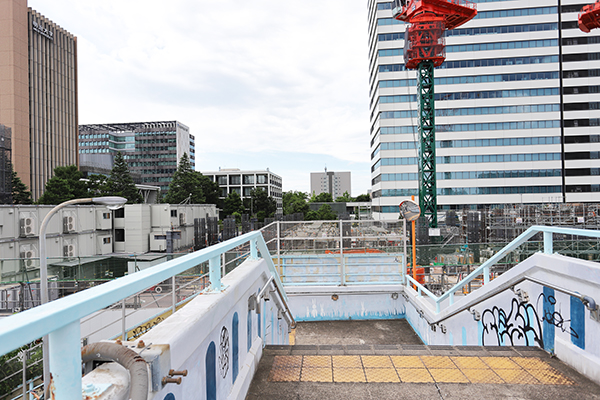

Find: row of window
214;175;270;185
378;105;559;123
373;185;563;202
376;72;558;97
373;153;561;171
373;169;562;185
375;136;560;154
80;148;111;153
134;169;176;175
378;56;558;76
123;153;176;160
380;88;560;106
377;120;561;137
137;138;177;144
129;161;177;167
142;177;173;183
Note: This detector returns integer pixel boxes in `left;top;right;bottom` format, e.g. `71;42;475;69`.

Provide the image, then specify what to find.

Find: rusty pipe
82;342;149;400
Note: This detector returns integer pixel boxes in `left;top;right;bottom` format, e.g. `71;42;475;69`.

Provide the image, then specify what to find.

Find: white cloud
29;0;371;193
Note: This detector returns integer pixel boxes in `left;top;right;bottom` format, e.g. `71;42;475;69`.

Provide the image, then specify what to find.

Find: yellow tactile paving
429;368;470;383
510;357;552;370
494;368;541;385
301;367;333;382
272;355;303;369
333;355;363;369
303;355;332;368
481;357;521;370
461;368;505;384
396;368;434;383
450;356;489;370
267;355;573;386
527;368;574;385
333;368;366;382
365;368;400;382
391;355;426;369
361;355;394;368
269;367;301;382
421;356;457;369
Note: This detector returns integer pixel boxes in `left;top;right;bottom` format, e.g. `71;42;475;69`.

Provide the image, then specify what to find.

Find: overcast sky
29;0;372;196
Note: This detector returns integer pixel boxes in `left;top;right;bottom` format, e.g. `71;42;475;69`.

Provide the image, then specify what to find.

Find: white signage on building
32;20;54;40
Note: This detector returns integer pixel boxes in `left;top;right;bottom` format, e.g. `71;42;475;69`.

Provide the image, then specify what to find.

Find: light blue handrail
0;231;284;399
408;225;600;313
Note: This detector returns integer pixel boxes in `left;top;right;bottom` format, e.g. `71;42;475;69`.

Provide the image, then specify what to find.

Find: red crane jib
578;0;600;32
393;0;477;30
392;0;477;70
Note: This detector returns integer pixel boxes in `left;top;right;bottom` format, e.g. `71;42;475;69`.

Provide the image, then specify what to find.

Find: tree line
282;190;371;221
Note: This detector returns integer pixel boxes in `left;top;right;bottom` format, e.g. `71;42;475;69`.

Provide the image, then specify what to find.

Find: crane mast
391;0;476;228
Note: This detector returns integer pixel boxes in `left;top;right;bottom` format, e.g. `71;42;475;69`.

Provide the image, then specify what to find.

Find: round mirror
399;199;421;222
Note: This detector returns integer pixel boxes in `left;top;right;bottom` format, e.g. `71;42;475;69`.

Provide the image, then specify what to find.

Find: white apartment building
310;169;352;200
0;203;217;282
368;0;600;220
202;168;283;215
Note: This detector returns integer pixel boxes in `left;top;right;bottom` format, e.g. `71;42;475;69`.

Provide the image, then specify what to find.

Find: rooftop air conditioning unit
20;217;35;237
63;244;75;258
20;250;35;268
63;215;75;233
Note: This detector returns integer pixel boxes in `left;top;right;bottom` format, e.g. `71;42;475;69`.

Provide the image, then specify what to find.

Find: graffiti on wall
481;297;543;347
536;292;579;339
219;326;230;378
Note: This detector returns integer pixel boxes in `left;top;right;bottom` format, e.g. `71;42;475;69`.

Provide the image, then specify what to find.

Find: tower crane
579;0;600;32
391;0;477;228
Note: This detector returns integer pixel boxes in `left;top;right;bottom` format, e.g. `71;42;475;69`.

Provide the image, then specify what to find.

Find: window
229;175;241;185
171;210;177;217
102;212;111;219
217;176;227;185
103;237;111;244
257;174;268;184
115;229;125;242
114;208;125;218
243;175;255;184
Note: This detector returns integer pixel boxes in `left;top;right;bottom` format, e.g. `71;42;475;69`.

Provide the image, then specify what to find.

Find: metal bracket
470;308;481;321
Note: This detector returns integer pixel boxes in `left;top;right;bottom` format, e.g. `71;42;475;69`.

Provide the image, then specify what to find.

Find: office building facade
310;169;352;200
368;0;600;219
202;168;283;215
79;121;194;193
0;0;79;200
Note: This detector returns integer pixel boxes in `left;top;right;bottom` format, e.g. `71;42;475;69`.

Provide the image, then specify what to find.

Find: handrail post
172;276;176;314
339;220;346;286
250;238;258;260
209;256;222;291
403;218;408;286
544;231;553;254
277;221;281;260
121;299;126;341
483;265;490;285
48;320;81;399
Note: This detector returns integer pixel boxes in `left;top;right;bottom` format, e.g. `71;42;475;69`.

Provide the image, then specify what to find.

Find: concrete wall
405;253;600;385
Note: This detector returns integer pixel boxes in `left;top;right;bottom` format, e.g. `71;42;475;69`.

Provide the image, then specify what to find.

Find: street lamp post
39;196;126;397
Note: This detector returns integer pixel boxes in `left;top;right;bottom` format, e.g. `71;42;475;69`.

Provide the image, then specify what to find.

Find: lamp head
92;196;128;210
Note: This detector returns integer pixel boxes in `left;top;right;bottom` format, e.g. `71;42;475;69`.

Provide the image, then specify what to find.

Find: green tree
354;194;371;202
37;165;87;205
310;192;333;203
305;204;337;221
283;191;309;216
164;153;204;204
223;191;244;216
84;173;109;197
10;168;32;204
248;188;276;221
105;152;143;204
198;173;221;206
335;191;353;202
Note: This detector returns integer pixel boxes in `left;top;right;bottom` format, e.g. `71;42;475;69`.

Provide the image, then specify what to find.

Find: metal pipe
82;342;148;400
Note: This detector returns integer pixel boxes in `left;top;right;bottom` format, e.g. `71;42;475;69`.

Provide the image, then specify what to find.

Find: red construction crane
579;0;600;32
389;0;476;227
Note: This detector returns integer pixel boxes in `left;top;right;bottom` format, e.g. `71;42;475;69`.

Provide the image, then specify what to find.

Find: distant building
0;125;11;204
78;121;195;193
202;168;283;215
0;0;79;200
310;169;351;200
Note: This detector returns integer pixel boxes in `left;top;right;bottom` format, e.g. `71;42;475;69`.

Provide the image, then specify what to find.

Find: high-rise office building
0;125;11;204
79;121;194;193
0;0;79;200
368;0;600;219
310;169;352;200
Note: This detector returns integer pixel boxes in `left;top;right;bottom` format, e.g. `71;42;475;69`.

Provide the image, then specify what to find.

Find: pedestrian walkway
246;321;600;399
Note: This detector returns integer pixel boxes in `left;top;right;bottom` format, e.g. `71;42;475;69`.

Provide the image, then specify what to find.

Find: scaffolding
0;125;11;204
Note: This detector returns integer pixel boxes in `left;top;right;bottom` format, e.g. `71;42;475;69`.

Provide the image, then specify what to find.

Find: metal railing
0;231;291;399
406;225;600;314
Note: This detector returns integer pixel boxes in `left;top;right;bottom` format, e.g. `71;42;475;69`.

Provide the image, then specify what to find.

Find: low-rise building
202;168;283;215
